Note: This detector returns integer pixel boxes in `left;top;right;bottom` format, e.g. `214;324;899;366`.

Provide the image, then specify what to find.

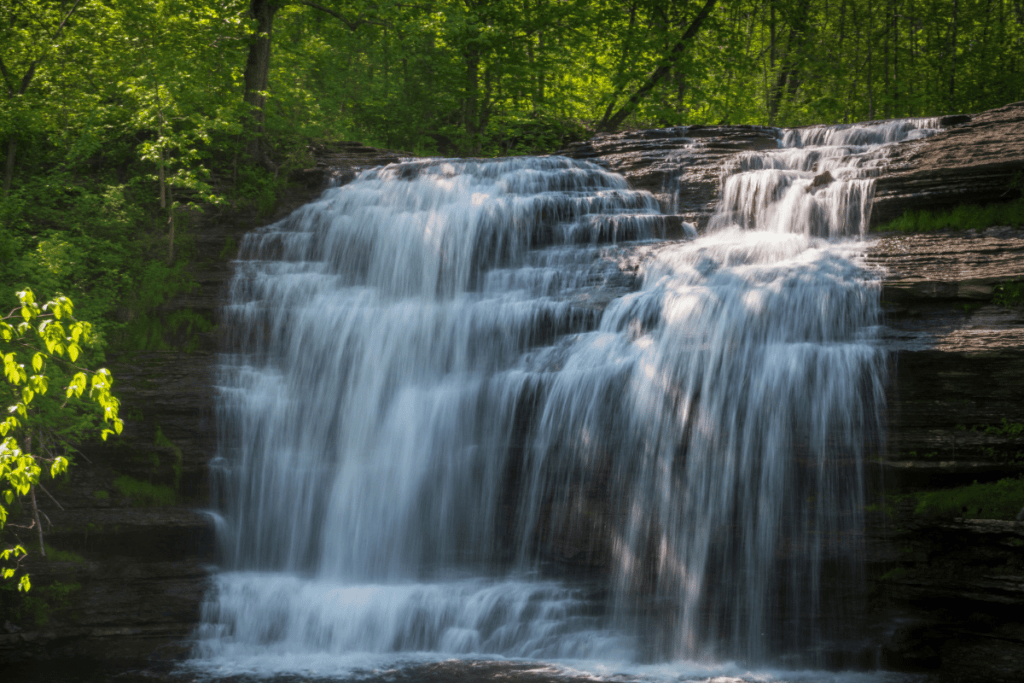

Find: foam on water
192;119;939;679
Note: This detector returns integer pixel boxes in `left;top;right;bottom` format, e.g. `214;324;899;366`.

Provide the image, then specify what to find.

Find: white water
192;121;938;679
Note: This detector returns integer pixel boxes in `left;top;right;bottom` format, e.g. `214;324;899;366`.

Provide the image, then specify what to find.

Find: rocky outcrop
872;101;1024;226
863;227;1024;682
561;102;1024;233
559;125;780;227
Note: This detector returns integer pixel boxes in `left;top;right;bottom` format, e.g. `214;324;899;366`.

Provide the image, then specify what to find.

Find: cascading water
192;121;939;679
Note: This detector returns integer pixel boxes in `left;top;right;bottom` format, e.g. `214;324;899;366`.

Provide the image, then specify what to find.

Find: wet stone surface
867;226;1024;353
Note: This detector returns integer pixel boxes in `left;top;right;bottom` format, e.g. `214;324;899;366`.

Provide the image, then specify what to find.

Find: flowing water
191;120;940;681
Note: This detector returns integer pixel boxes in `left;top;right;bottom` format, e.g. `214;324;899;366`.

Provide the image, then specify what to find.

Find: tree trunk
768;1;777;123
867;0;875;119
168;196;175;264
2;137;16;197
949;0;959;110
158;147;166;209
769;0;811;125
243;0;279;161
463;49;481;154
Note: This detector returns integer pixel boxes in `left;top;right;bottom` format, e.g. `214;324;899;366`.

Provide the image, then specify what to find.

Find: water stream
191;120;940;680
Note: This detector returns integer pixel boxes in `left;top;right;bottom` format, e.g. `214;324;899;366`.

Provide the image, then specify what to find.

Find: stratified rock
559;125;780;227
872;101;1024;226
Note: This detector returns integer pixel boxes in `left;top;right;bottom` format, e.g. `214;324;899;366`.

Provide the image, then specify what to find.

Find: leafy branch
1;289;122;592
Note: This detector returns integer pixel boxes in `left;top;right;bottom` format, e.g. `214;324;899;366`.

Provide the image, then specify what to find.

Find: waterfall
193;121;937;677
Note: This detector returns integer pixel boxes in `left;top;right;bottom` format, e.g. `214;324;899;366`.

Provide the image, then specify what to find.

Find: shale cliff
4;107;1024;683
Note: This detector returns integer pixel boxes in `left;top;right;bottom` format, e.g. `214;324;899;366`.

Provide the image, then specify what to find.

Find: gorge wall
3;107;1024;682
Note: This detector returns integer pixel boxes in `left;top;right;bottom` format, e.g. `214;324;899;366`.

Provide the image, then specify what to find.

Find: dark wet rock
939;114;972;127
298;140;410;188
560;104;1024;234
866;519;1024;682
807;170;834;192
872;101;1024;227
559;125;781;226
865;227;1024;681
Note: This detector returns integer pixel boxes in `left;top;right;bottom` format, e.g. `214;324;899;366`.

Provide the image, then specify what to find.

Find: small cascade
194;120;938;678
712;118;941;237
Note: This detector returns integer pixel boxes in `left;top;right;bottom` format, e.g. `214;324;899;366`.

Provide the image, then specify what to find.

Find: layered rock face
872;103;1024;226
865;230;1024;682
4;109;1024;681
559;124;781;225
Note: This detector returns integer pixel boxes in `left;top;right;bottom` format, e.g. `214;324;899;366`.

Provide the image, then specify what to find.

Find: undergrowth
913;477;1024;521
874;198;1024;233
0;580;82;626
993;281;1024;307
113;475;176;507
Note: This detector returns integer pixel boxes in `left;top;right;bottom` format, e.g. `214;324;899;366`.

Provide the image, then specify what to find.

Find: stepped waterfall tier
193;121;939;678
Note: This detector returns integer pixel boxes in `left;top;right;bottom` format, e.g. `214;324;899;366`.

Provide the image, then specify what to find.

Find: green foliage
485;111;590;156
955;418;1024;442
984;419;1024;438
234;166;284;218
1;579;81;627
154;426;184;491
112;475;176;507
873;200;1024;234
1;290;122;591
993;282;1024;308
913;478;1024;521
114;260;214;353
92;490;109;500
45;547;86;565
879;567;909;581
218;237;239;262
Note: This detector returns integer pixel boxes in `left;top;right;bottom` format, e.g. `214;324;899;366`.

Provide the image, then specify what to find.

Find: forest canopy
1;0;1023;352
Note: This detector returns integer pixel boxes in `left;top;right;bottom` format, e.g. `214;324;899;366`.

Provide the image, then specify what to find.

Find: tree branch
0;56;14;97
597;0;719;132
299;1;390;30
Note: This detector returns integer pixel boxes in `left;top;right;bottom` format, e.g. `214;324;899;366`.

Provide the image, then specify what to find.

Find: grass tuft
113;475;176;507
874;199;1024;233
914;477;1024;521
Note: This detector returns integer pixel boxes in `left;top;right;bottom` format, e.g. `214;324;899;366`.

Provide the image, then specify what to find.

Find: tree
0;289;122;591
597;0;719;131
241;0;387;162
0;0;86;197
